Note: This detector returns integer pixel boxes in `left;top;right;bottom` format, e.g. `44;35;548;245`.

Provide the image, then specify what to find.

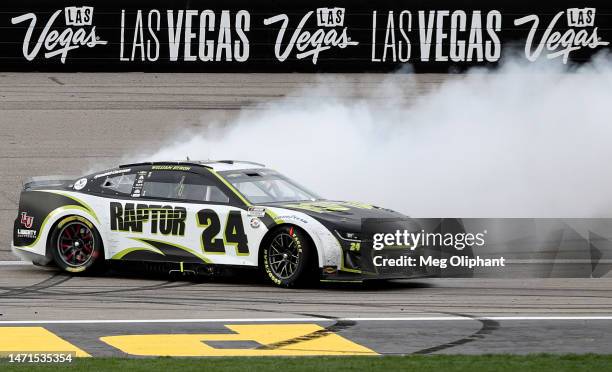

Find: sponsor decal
247;206;266;217
250;218;261;228
275;215;309;224
110;202;186;235
17;229;37;239
284;201;374;213
131;171;146;198
20;212;34;228
73;178;88;190
11;6;108;64
93;168;131;179
514;7;609;63
264;7;359;64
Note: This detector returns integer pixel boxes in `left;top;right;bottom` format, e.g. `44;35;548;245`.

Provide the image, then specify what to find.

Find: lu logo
20;212;34;228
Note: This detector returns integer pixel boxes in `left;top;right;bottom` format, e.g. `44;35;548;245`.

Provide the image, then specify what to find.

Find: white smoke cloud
142;54;612;217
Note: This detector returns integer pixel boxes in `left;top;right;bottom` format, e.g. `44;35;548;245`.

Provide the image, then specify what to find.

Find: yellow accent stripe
57;215;93;229
21;205;94;249
208;169;251;206
43;190;100;223
111;246;165;260
265;209;284;224
130;237;212;263
208;170;284;225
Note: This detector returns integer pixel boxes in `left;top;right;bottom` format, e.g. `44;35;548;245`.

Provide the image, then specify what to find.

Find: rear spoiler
23;176;78;190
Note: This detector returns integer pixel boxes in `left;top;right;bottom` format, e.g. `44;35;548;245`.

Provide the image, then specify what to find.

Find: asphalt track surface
0;73;611;356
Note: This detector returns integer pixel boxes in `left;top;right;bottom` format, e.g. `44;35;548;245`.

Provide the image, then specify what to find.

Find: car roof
118;160;266;172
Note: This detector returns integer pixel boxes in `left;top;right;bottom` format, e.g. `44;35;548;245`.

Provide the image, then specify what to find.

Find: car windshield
220;169;320;204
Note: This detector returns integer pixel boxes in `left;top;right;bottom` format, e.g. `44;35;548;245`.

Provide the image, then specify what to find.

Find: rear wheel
50;216;103;273
262;226;318;288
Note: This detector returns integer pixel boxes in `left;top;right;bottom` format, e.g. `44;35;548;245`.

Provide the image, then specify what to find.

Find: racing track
0;73;611;356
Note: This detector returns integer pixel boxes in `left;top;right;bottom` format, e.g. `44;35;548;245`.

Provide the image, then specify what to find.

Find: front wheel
262;226;318;288
49;216;103;273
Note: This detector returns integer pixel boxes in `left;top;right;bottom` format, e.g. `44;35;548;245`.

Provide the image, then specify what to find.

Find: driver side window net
142;171;229;203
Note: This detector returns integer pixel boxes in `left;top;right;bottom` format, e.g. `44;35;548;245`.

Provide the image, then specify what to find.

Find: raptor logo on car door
104;168;261;265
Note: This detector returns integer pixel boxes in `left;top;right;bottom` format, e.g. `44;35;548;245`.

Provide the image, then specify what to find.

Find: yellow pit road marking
0;327;90;357
101;323;378;357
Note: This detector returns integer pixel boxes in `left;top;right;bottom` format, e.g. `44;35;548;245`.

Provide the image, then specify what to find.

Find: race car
12;160;422;287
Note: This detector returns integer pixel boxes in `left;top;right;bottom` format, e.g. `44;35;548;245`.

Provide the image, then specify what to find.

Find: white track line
0;260;30;265
1;316;612;324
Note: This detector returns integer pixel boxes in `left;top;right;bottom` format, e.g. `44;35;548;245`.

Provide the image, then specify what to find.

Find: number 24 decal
196;209;249;255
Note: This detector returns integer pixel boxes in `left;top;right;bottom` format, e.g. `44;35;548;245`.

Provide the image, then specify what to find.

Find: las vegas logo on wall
11;6;107;64
6;5;610;66
264;7;359;64
514;7;609;64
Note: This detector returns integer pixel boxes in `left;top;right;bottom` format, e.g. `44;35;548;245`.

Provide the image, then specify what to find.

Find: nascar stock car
12;160;424;287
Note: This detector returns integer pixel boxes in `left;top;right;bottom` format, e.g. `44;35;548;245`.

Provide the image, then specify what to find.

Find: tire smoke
144;54;612;217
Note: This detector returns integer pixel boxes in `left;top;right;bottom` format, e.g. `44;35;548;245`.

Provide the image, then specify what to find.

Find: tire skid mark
0;272;71;298
32;296;612;312
5;287;612;317
4;276;612;318
54;280;199;296
6;289;612;314
412;312;500;354
257;313;356;351
2;280;199;298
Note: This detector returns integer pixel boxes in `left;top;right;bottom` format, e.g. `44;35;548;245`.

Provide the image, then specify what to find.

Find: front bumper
323;236;436;281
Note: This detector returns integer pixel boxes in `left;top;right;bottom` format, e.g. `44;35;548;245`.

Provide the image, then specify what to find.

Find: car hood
262;200;415;232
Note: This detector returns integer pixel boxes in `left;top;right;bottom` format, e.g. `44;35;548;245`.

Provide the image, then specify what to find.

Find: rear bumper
11;242;52;265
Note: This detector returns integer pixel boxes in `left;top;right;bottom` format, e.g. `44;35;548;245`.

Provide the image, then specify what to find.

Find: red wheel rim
57;221;95;267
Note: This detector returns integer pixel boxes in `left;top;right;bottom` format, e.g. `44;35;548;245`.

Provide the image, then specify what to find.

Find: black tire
49;216;104;274
261;225;318;288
